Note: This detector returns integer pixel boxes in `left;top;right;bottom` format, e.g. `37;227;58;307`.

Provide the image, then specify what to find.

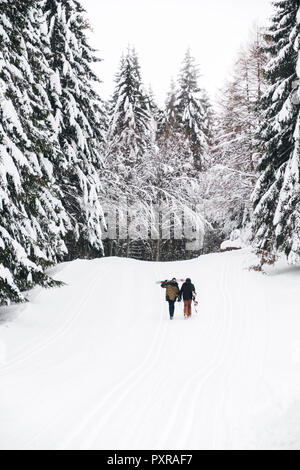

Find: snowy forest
1;0;300;306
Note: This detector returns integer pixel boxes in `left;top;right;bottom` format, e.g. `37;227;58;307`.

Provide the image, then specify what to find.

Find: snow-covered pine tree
0;0;70;305
208;32;267;243
104;48;153;258
106;48;152;169
175;49;210;170
147;85;164;135
44;0;106;259
200;89;214;149
252;1;300;264
162;79;178;133
138;77;206;261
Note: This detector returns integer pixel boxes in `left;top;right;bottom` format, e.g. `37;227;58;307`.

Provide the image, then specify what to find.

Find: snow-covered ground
1;249;300;450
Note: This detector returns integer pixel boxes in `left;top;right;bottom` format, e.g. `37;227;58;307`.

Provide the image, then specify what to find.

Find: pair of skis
193;294;198;314
155;279;185;285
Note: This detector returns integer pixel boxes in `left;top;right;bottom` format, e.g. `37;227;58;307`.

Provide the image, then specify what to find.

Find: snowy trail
1;249;300;450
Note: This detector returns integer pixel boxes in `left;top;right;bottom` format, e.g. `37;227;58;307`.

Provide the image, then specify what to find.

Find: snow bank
220;228;251;251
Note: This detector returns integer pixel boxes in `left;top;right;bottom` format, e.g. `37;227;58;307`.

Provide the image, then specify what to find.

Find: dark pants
168;300;175;318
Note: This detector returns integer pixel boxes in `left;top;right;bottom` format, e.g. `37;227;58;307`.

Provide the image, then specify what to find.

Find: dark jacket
161;281;180;302
180;280;196;301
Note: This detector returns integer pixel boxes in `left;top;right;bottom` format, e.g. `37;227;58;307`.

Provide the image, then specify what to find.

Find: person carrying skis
161;278;181;320
180;278;196;318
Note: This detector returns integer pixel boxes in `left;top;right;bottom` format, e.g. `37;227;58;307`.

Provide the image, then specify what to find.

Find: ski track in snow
60;267;169;450
1;249;300;450
0;262;113;375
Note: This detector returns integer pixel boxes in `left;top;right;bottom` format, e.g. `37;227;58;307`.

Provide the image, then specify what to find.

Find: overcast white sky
81;0;273;106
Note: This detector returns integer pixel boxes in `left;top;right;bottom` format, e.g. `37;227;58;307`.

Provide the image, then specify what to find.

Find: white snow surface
220;228;250;251
1;249;300;450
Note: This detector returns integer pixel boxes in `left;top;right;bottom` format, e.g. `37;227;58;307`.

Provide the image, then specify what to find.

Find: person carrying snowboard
161;278;181;320
180;278;196;318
